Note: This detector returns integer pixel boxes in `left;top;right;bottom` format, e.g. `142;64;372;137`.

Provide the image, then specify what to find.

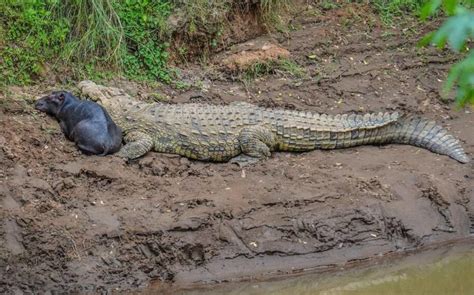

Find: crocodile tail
392;115;469;163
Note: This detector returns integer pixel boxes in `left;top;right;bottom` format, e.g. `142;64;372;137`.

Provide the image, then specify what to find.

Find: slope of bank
1;4;473;293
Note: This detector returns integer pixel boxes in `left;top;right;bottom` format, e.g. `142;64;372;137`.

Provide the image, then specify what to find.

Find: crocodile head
78;80;133;115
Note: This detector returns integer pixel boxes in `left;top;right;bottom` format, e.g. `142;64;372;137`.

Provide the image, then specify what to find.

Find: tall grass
0;0;292;85
57;0;123;66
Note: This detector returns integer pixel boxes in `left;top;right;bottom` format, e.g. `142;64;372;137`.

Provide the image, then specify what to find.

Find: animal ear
58;93;65;101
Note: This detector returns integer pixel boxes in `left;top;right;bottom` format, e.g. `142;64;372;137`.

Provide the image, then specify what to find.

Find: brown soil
1;4;473;294
220;40;290;71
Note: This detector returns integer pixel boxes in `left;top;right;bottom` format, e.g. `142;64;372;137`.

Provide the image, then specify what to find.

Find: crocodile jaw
78;80;131;118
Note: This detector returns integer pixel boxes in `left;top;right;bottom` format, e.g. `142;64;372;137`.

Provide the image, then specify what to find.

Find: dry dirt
1;4;473;294
220;40;290;71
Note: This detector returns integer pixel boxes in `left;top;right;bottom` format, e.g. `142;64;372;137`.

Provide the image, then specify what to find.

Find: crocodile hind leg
230;125;275;166
116;131;153;160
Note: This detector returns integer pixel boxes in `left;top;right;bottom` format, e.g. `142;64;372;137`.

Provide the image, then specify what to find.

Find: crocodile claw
229;154;261;167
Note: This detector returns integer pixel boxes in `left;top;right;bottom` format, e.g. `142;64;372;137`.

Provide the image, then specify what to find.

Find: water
167;241;474;295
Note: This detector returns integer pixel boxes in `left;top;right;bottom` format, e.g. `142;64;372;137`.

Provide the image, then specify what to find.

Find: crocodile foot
229;154;261;167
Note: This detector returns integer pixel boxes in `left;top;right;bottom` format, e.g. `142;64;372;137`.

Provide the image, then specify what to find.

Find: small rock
63;178;75;189
179;158;190;166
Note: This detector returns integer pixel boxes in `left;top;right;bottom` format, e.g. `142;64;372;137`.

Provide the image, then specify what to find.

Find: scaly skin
78;81;469;164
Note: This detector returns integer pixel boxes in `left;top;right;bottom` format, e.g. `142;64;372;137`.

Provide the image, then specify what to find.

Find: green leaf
442;51;474;107
443;63;461;96
418;32;435;47
420;0;442;19
429;13;474;51
442;0;457;15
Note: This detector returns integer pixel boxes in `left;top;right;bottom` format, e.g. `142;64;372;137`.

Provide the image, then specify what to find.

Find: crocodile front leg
231;125;276;166
117;131;153;160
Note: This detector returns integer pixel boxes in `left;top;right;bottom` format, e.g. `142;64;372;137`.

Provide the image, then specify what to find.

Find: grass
0;0;426;87
258;0;292;31
58;0;124;66
172;0;292;57
3;0;470;108
312;0;426;24
241;58;306;86
0;0;69;86
277;59;307;78
370;0;427;24
0;0;292;87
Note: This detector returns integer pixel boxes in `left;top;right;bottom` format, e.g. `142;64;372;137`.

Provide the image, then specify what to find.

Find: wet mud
1;4;473;293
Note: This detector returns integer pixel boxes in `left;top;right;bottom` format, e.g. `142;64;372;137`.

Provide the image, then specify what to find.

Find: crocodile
78;80;469;164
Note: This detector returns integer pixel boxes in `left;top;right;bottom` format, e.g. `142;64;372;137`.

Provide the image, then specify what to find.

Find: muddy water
167;241;474;295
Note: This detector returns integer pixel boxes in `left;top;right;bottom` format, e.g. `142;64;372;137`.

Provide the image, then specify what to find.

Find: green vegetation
116;0;172;82
0;0;173;86
317;0;425;24
0;0;69;85
58;0;124;67
420;0;474;107
241;59;306;84
371;0;426;24
0;0;472;107
0;0;290;86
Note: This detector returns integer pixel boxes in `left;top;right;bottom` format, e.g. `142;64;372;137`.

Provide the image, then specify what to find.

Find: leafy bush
0;0;172;85
115;0;172;82
0;0;69;85
420;0;474;107
0;0;292;86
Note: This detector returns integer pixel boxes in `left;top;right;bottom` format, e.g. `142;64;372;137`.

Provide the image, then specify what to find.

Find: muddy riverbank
1;4;473;293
